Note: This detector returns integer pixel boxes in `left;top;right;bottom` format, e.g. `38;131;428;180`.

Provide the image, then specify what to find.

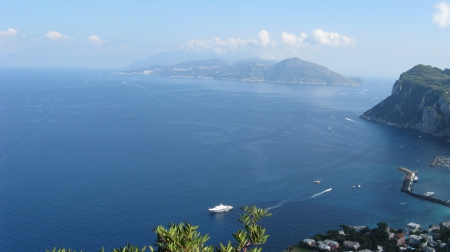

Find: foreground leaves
46;205;271;252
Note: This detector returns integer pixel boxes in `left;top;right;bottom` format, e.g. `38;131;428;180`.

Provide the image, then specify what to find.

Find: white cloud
185;30;273;50
88;35;104;44
433;1;450;28
45;31;70;40
214;37;226;46
281;32;308;46
311;29;356;47
181;29;356;60
258;30;272;47
0;28;18;36
227;37;257;47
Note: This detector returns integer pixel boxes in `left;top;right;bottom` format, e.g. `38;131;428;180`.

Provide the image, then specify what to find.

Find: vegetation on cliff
360;65;450;136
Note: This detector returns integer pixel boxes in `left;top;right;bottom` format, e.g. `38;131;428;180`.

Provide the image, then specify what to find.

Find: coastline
430;156;450;169
396;167;450;207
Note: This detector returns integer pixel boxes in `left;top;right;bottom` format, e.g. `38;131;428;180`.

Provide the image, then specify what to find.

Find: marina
396;167;450;207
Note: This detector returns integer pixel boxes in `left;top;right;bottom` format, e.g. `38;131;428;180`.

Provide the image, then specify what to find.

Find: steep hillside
360;65;450;136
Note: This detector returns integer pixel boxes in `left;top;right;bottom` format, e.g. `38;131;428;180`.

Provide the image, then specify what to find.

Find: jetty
397;167;450;207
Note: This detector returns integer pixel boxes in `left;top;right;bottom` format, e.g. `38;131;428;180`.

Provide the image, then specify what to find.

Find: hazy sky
1;0;449;77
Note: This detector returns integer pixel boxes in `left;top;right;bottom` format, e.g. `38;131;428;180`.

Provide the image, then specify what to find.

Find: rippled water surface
1;68;450;251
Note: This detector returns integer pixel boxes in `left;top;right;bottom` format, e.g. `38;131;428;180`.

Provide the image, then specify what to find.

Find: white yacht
424;192;434;197
209;203;233;212
413;176;418;182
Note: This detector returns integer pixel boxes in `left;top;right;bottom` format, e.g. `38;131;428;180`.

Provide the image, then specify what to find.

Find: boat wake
345;118;363;125
267;200;289;210
311;188;332;198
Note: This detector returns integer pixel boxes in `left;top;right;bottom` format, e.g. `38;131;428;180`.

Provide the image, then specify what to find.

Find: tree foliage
46;205;271;252
151;222;214;252
217;205;272;252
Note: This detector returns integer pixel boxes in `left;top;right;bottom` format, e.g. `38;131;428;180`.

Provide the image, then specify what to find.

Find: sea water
1;68;450;252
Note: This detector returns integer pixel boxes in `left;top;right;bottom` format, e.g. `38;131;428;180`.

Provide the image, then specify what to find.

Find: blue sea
1;68;450;252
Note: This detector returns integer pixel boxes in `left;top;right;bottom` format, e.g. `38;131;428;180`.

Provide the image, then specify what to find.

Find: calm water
1;68;450;252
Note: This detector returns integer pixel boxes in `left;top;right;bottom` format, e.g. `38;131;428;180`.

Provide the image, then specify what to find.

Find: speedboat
314;180;321;184
424;192;434;197
209;203;233;212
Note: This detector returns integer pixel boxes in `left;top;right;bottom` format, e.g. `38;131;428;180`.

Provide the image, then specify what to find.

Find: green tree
46;205;271;252
216;205;272;252
101;243;147;252
151;222;214;252
46;248;78;252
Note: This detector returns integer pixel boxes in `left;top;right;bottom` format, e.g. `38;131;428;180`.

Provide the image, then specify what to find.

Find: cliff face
360;65;450;136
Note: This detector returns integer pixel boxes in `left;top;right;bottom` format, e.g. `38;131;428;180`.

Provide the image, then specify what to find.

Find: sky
1;0;449;77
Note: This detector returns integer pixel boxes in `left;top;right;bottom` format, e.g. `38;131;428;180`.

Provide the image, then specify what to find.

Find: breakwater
397;167;450;207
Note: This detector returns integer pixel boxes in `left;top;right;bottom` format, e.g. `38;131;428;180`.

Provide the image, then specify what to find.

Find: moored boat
424;192;434;197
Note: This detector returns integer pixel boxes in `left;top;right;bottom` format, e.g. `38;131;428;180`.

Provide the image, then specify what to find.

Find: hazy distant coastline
117;57;364;86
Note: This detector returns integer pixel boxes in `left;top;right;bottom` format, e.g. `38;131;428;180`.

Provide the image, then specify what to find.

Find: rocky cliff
360;64;450;136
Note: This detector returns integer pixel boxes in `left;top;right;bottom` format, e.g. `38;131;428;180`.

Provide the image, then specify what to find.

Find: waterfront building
343;241;360;250
391;233;406;246
409;235;422;245
441;222;450;229
303;238;315;246
405;223;421;233
323;239;340;249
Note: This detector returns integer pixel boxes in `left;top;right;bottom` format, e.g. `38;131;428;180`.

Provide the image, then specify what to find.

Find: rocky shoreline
430;156;450;169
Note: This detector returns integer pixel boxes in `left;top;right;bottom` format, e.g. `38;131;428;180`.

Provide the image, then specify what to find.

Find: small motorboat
424;192;434;197
314;180;321;184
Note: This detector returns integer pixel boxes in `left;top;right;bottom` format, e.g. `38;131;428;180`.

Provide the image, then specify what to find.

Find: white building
323;239;339;249
409;235;422;244
303;238;315;246
420;234;433;244
318;241;331;251
405;222;421;233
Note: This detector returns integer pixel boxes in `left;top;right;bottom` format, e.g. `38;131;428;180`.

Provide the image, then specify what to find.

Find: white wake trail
267;200;289;210
310;188;332;198
345;117;365;126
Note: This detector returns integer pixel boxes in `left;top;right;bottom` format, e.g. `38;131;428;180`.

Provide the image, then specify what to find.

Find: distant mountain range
360;64;450;136
120;57;364;86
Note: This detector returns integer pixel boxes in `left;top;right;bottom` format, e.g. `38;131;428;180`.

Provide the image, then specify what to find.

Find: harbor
397;167;450;207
